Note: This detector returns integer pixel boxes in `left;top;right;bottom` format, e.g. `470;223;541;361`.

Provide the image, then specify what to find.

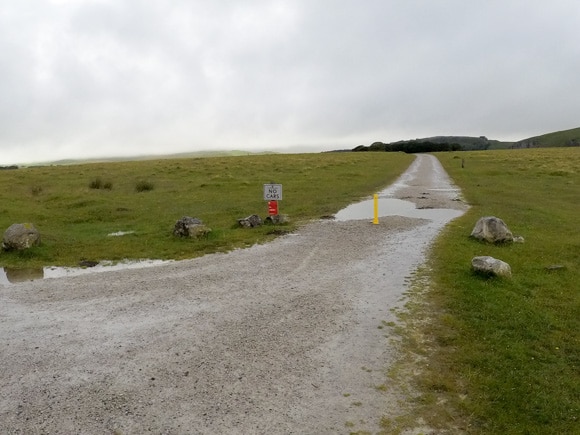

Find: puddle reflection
1;260;172;286
334;197;463;222
3;267;44;283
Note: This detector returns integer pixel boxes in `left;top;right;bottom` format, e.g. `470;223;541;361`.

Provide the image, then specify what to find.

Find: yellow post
373;194;379;224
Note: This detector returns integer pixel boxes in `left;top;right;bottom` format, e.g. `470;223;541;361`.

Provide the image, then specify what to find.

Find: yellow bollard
373;194;379;224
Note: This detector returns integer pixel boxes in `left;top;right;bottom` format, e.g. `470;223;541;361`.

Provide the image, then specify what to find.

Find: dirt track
0;154;466;434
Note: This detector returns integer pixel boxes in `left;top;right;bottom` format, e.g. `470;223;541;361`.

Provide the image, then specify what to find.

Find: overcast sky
1;1;579;164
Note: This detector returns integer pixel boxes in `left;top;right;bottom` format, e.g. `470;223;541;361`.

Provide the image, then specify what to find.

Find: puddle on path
334;196;463;222
0;260;171;286
3;156;463;287
335;154;465;223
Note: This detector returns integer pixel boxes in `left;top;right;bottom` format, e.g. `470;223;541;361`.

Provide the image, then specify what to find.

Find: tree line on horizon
353;140;464;153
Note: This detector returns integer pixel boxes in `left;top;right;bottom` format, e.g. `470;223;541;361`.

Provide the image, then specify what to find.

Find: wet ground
1;155;462;287
0;154;467;434
0;260;171;286
335;196;463;222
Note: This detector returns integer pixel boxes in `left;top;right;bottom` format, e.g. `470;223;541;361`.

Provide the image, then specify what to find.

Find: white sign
263;184;283;200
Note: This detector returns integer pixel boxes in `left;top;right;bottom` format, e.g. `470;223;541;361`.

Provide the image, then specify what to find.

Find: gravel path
0;154;467;434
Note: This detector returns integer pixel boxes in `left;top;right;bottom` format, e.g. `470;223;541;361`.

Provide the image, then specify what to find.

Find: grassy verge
390;148;579;434
0;152;413;268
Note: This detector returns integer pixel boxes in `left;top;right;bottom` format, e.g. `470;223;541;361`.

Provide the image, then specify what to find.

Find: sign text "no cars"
263;184;282;201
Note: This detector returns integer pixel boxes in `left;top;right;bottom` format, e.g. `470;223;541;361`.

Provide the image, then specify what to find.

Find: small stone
237;214;262;228
265;214;289;224
173;216;211;239
545;265;566;272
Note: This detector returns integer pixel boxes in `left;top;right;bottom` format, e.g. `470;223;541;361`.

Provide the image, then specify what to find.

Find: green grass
400;148;579;434
0;152;413;267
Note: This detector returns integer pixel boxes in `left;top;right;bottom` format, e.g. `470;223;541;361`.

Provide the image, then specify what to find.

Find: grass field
3;147;578;433
399;148;579;434
0;152;413;268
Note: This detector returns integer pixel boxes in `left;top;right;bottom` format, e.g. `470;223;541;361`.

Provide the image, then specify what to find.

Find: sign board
263;184;282;201
268;200;279;215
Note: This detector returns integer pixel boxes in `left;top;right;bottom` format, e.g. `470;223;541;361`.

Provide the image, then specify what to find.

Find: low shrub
135;180;154;192
89;177;103;189
89;177;113;190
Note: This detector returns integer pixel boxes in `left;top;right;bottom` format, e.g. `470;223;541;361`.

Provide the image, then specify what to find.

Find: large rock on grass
470;216;513;243
2;223;41;251
173;216;211;239
265;214;289;225
238;214;262;228
472;256;512;278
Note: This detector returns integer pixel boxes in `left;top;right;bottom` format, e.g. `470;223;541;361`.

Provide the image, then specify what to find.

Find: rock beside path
238;214;262;228
472;256;512;278
173;216;211;239
470;216;513;243
2;223;41;250
265;214;289;224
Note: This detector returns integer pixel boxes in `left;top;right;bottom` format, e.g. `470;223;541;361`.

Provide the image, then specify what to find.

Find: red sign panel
268;201;278;215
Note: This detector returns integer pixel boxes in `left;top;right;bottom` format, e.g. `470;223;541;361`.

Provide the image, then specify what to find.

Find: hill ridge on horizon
511;126;580;148
3;126;579;167
354;126;580;152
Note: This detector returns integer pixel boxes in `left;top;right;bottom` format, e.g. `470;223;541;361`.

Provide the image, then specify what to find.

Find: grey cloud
1;1;579;164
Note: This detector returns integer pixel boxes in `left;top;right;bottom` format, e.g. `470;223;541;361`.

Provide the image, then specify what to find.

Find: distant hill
353;127;580;153
511;127;580;149
34;150;275;166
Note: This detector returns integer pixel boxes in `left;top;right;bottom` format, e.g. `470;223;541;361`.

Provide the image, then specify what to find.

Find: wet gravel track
0;154;467;434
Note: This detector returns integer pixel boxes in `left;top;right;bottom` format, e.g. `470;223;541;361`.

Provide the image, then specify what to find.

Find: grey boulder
238;215;262;228
2;223;41;250
265;214;289;225
472;256;512;278
173;216;211;239
470;216;513;243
